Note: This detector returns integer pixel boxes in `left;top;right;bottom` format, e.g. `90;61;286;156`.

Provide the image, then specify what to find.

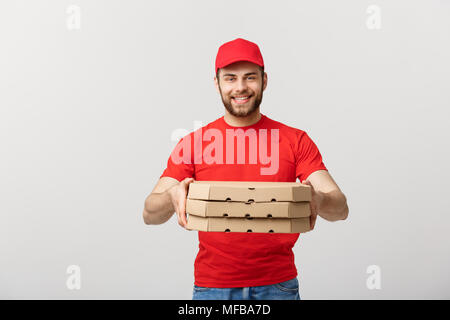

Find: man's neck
223;110;262;127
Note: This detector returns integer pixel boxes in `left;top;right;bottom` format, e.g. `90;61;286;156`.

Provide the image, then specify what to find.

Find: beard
219;86;263;117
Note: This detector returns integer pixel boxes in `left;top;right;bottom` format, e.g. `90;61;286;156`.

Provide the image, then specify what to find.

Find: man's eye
225;78;235;81
248;77;256;80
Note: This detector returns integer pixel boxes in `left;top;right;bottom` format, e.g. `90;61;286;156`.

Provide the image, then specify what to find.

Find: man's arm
317;189;348;221
143;176;195;227
143;177;178;225
302;170;349;222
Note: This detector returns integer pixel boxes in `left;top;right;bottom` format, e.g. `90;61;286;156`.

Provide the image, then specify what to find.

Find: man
142;38;349;300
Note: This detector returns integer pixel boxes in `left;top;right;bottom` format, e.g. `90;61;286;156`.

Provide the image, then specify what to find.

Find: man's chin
226;105;258;117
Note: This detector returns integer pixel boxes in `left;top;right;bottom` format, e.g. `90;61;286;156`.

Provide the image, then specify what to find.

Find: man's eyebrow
222;72;258;77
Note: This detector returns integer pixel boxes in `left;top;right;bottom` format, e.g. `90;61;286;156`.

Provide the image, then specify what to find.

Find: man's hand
167;177;195;229
301;179;324;230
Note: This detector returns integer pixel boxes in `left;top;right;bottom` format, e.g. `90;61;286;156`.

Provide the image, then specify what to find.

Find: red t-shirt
160;113;328;288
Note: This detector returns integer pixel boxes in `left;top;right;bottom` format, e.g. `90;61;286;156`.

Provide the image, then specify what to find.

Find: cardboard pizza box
186;215;311;233
187;181;311;202
186;198;311;218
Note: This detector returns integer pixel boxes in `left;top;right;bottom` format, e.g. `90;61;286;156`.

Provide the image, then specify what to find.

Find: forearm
317;190;348;221
143;191;175;225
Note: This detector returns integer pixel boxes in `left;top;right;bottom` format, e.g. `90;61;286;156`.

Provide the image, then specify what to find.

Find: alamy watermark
66;5;81;30
366;5;382;30
66;265;81;290
170;124;280;176
366;265;381;290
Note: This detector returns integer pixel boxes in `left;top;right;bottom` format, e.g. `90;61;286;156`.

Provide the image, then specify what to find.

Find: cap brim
216;58;264;72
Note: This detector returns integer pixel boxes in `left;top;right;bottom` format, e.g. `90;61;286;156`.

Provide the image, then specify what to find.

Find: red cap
215;38;264;74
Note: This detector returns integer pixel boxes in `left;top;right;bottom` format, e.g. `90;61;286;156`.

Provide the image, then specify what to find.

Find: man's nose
235;78;248;92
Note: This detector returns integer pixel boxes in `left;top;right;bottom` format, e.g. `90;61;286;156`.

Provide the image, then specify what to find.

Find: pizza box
186;215;311;233
186;198;311;218
187;181;311;203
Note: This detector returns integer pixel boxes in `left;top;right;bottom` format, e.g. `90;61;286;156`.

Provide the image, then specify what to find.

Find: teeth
234;96;250;100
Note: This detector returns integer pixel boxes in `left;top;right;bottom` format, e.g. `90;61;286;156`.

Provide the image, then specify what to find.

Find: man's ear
214;76;220;94
262;72;268;91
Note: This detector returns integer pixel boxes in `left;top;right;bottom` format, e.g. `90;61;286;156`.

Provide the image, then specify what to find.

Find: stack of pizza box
186;181;312;233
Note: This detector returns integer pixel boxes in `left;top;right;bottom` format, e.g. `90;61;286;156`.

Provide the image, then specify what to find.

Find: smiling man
143;38;349;300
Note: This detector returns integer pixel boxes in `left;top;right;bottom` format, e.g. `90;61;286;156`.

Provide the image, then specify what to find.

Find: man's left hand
301;179;324;230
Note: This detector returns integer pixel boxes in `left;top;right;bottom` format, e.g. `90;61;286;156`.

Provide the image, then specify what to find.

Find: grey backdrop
1;0;449;299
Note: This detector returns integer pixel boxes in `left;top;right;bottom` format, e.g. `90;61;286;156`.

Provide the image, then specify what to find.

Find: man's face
215;61;267;117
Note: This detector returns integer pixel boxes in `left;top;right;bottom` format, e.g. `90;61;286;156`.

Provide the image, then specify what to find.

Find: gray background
1;0;449;299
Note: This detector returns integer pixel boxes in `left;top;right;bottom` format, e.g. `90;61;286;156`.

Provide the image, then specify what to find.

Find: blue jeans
192;277;301;300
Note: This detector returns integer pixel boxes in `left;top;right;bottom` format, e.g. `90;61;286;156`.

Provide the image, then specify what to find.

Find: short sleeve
295;131;328;182
160;136;195;182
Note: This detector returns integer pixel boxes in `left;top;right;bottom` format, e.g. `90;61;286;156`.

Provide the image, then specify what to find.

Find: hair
216;65;265;83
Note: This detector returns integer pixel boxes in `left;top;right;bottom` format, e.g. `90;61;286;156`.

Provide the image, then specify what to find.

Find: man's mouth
232;95;252;104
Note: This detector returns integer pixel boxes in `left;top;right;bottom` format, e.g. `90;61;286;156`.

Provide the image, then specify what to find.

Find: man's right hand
167;177;195;229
